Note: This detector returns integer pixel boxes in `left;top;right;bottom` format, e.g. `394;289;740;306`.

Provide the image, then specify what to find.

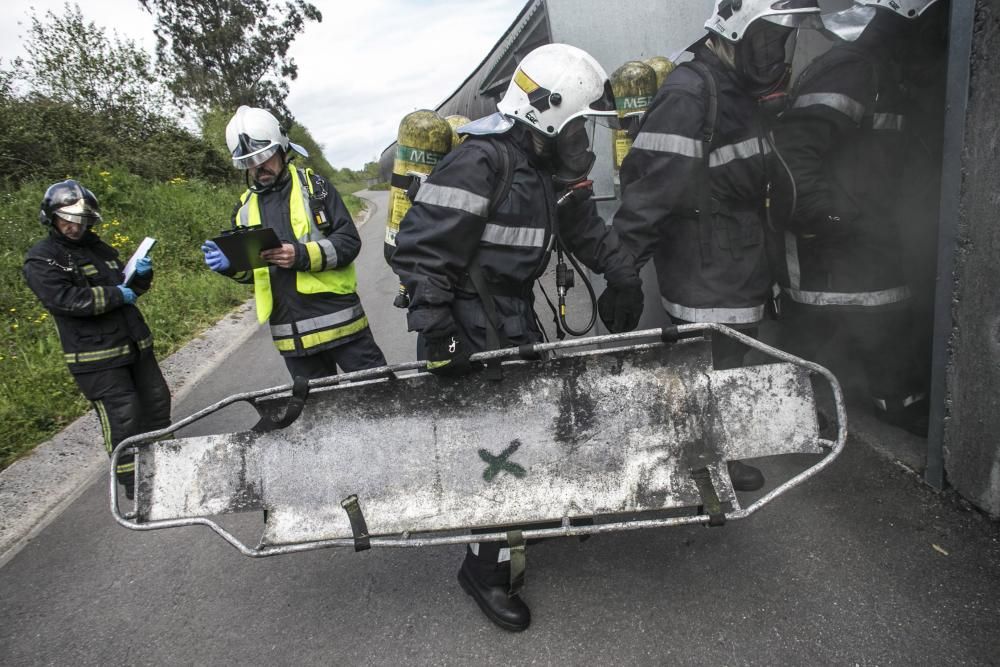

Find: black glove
598;281;644;333
424;333;479;377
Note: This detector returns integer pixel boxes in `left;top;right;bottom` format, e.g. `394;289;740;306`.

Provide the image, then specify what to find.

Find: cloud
1;0;527;170
286;0;528;168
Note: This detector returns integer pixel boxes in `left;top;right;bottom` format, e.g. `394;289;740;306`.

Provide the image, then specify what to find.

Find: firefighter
606;0;822;490
390;43;643;631
771;0;948;435
202;106;386;380
23;180;171;499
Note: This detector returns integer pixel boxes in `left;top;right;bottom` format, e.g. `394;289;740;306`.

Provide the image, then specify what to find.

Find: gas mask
736;21;796;96
551;117;597;186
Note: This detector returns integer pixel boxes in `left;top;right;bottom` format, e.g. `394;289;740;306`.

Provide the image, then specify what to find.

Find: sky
0;0;528;169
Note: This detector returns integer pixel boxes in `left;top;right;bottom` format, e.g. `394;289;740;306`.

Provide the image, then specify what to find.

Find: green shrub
0;95;231;189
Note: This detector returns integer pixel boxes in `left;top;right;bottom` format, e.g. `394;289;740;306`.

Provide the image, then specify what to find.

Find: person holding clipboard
201;106;386;379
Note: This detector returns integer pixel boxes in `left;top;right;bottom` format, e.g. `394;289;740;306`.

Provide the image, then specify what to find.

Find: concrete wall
944;0;1000;517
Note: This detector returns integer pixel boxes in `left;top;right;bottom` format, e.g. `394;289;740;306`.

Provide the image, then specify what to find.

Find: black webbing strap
691;467;726;527
463;136;517;382
340;494;371;552
252;375;310;432
660;326;706;343
507;529;526;597
517;344;542;361
686;61;719;267
390;172;413;191
467;260;510;381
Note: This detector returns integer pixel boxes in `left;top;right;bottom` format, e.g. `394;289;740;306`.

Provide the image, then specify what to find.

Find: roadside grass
0;168;251;468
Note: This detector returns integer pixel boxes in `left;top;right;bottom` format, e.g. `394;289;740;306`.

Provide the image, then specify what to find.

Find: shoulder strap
467;135;517;378
684;60;719;266
485;136;514;219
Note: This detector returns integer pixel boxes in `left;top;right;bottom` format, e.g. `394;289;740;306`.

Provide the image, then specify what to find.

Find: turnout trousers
73;350;171;486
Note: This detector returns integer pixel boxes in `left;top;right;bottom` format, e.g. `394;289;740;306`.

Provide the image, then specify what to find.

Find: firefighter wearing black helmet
202;106;387;380
608;0;823;493
23;180;171;499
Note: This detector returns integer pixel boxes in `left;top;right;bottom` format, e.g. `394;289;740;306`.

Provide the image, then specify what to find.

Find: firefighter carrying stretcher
390;43;644;632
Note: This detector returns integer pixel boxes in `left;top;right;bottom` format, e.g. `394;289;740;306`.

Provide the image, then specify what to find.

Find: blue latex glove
135;256;153;276
200;240;230;272
117;285;137;305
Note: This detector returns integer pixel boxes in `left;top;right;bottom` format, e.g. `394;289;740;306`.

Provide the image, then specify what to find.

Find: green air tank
610;61;658;195
445;115;472;149
384;110;452;264
645;55;676;90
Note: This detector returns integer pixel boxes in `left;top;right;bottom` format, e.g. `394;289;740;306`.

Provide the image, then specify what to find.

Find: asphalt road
2;191;999;666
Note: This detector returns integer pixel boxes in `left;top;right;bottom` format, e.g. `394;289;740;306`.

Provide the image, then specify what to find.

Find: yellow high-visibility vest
237;167;358;324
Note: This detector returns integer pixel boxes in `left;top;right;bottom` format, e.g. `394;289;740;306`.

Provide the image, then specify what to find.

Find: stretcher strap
252;375;310;432
341;494;371;551
660;326;706;343
506;530;526;597
691;467;726;527
517;344;542;361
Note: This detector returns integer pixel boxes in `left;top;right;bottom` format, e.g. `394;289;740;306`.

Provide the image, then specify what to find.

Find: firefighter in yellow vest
201;106;386;379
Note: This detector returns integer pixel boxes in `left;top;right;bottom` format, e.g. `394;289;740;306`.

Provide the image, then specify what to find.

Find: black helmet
39;180;103;228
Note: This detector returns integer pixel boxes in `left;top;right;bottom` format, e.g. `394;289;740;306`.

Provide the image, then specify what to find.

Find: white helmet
705;0;822;43
856;0;942;18
496;43;616;138
225;105;309;170
821;0;943;41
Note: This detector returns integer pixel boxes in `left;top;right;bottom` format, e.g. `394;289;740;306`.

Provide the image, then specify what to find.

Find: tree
0;3;229;186
16;3;174;130
138;0;321;124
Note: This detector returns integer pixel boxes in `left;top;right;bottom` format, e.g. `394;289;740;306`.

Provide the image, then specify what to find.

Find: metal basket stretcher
110;324;846;562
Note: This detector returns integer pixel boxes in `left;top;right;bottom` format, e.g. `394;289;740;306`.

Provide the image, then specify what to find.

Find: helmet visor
232;133;281;170
760;0;824;30
52;189;102;226
820;5;878;41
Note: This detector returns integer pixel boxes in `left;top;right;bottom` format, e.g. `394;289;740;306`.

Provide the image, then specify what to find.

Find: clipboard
211;227;282;272
123;237;157;286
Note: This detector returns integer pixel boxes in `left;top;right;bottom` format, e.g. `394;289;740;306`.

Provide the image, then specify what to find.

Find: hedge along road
2;190;1000;664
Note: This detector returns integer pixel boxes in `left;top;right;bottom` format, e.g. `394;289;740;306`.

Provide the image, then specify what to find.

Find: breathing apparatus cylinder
384;110;453;265
644;55;676;90
610;61;657;197
444;115;471;151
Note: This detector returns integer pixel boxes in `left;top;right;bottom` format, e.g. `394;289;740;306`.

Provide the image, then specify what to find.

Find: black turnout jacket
24;229;154;374
613;46;771;326
773;41;911;309
391;128;637;346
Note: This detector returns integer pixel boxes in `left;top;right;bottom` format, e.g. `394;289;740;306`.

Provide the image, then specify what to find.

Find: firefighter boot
728;460;765;492
457;553;531;632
